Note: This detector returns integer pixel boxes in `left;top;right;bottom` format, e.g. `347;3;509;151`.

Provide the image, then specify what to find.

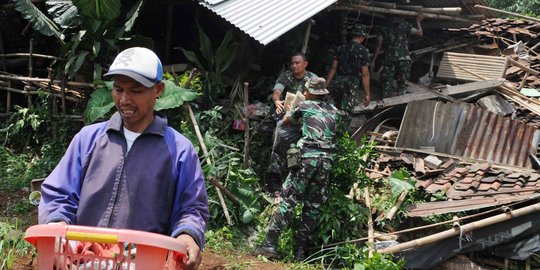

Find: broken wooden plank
353;80;503;113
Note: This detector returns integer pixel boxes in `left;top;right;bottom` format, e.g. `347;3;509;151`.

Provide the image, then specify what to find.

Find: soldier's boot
294;240;307;261
254;230;279;258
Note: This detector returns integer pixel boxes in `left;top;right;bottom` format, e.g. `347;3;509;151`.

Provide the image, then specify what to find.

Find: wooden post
27;38;34;107
242;82;250;169
60;77;67;115
385;190;408;221
301;19;314;54
364;187;374;258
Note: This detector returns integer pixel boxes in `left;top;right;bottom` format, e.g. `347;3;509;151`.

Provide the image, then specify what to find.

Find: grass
0;219;35;269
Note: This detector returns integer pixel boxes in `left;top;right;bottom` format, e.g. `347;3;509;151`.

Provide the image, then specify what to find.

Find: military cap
305;78;329;95
350;24;367;36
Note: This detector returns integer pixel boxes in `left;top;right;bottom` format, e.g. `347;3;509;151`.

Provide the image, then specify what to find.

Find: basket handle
66;231;119;244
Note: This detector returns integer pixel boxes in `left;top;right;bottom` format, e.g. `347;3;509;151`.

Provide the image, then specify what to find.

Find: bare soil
5;190;288;270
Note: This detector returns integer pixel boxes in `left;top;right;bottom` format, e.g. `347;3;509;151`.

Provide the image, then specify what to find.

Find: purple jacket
39;112;209;248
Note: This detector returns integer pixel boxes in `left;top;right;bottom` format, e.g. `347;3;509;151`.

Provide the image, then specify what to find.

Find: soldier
326;24;371;113
372;16;424;98
266;52;319;194
255;78;340;261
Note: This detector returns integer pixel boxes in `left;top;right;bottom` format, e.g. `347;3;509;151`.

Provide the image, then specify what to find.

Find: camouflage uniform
267;79;340;248
378;19;413;97
330;42;371;112
266;70;318;192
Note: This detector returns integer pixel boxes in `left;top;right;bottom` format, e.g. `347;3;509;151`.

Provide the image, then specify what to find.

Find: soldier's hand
274;100;285;114
363;95;371;106
417;15;424;22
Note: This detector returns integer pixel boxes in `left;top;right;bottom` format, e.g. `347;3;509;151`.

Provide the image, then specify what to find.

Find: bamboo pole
379;202;540;254
182;70;238;224
474;5;540;23
186;103;233;225
242;82;250;169
0;86;80;102
364;187;374;258
385;190;408;221
0;53;62;60
331;4;472;22
0;74;95;87
396;6;462;16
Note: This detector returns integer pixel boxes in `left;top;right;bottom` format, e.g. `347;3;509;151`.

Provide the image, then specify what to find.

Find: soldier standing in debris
326;24;371;112
372;15;424;97
256;78;340;261
266;52;319;194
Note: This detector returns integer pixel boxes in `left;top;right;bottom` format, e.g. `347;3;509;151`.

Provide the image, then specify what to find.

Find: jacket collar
107;112;167;136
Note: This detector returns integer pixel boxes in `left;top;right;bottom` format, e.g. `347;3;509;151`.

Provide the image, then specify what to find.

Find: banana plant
176;23;237;102
84;77;199;123
12;0;146;82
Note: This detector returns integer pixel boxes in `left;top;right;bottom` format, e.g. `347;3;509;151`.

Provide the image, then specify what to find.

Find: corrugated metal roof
199;0;337;45
395;100;538;167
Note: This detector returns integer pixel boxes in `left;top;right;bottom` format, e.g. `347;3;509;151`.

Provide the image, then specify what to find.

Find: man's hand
417;14;424;23
274;100;285;114
363;95;371;106
175;234;201;270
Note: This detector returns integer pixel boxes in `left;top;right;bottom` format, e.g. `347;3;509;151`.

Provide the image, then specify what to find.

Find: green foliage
14;0;147;81
205;226;235;251
72;0;120;21
84;81;115;123
371;168;416;227
12;0;64;43
307;244;404;270
331;134;376;192
485;0;540;17
318;189;369;245
84;75;199;123
177;24;237;101
0;219;35;269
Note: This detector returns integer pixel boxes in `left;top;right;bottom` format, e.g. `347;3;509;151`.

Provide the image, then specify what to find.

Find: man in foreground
39;47;209;270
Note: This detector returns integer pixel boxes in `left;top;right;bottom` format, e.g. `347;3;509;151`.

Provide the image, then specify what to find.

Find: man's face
111;75;164;132
290;55;308;76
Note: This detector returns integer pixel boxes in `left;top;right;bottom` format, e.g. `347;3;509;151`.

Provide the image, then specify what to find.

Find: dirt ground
4;190;288;270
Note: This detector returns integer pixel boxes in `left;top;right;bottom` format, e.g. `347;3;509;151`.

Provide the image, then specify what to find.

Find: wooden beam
353;79;504;112
331;4;472;23
507;57;539;76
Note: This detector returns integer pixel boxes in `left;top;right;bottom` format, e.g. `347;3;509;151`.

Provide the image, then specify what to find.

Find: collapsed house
347;14;540;270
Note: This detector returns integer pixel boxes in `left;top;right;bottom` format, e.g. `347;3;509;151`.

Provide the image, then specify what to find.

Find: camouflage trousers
267;157;332;242
329;75;364;113
266;120;301;192
381;60;411;98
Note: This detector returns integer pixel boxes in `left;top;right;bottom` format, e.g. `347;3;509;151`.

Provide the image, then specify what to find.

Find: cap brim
313;89;330;95
104;70;157;87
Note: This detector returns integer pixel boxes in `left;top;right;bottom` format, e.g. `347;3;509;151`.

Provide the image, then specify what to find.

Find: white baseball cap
105;47;163;87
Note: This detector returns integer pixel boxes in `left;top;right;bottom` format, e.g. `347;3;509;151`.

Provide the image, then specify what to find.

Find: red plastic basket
25;224;187;270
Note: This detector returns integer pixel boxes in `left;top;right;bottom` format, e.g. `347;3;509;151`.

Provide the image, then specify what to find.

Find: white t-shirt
123;128;141;152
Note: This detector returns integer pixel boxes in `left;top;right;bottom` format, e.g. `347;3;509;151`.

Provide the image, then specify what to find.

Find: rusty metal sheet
395;100;537;167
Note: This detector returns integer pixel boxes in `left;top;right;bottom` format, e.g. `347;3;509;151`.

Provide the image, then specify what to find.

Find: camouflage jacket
273;70;318;97
335;41;371;76
378;20;413;62
288;100;340;159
